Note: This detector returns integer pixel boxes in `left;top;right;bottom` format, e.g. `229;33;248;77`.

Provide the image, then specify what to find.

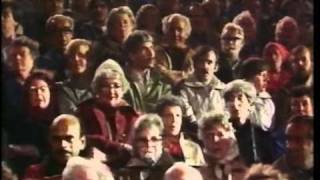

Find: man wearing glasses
216;22;245;83
116;114;175;180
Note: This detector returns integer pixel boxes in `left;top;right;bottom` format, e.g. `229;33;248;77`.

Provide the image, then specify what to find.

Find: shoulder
24;163;46;179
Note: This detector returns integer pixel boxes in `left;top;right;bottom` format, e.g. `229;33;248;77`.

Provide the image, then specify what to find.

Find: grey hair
62;156;114;180
91;59;130;94
107;6;136;33
164;162;203;180
223;79;257;104
198;111;235;141
162;13;192;38
130;114;164;142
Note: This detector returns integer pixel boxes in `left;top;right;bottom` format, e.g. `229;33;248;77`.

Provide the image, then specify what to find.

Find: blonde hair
162;13;192;38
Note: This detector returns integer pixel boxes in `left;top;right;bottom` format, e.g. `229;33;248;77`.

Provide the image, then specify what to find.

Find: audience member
62;156;114;180
117;114;175;180
23;114;86;179
164;162;203;180
156;95;205;166
244;163;288;180
223;80;273;165
124;30;171;113
56;39;93;114
273;115;313;180
198;111;247;180
179;46;225;122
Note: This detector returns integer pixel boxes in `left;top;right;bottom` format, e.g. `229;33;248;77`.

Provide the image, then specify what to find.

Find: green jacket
124;68;172;113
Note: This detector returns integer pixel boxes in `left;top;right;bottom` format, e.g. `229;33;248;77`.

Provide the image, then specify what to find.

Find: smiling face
166;17;189;46
134;126;163;164
161;105;183;136
29;79;51;109
96;77;124;107
68;44;89;75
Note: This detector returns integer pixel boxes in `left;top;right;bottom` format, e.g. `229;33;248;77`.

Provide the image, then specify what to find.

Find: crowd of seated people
2;0;314;179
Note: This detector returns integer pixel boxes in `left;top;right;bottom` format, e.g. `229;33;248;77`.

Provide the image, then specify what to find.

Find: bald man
164;162;203;180
24;114;86;179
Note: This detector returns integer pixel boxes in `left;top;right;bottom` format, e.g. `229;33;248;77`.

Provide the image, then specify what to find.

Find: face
194;51;217;82
221;31;244;57
285;123;313;169
264;48;282;72
8;46;34;79
110;14;134;43
97;77;124;107
29;79;51;109
291;50;312;77
251;70;268;92
161;106;183;136
91;2;109;23
291;96;313;116
130;41;155;70
203;125;234;160
68;44;89;75
49;121;85;165
167;17;189;46
2;7;16;38
134;126;163;164
51;21;74;50
226;92;251;120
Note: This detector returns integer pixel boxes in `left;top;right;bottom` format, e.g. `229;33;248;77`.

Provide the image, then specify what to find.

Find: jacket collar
183;74;225;89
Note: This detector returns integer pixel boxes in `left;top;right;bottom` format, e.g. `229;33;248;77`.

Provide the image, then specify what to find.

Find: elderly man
124;30;172;113
273;115;313;180
164;162;203;180
216;22;245;83
198;111;247;180
223;80;273;165
116;114;175;180
37;14;74;81
23;114;86;179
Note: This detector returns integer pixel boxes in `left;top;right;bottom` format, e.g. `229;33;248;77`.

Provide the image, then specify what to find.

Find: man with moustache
124;30;171;113
23;114;86;179
179;45;225;123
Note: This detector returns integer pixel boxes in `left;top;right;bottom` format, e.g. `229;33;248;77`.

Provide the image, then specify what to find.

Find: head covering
263;42;289;62
92;59;130;93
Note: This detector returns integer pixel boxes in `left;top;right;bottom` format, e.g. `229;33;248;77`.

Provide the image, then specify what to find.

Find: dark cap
240;57;270;80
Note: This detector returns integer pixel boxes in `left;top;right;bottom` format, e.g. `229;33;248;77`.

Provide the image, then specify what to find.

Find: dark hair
290;85;313;99
155;95;184;115
124;30;153;54
23;71;57;112
192;45;219;64
240;57;270;80
9;36;40;60
287;115;313;139
89;0;112;9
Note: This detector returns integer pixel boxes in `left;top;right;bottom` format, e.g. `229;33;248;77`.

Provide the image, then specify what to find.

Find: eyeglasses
135;136;163;144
